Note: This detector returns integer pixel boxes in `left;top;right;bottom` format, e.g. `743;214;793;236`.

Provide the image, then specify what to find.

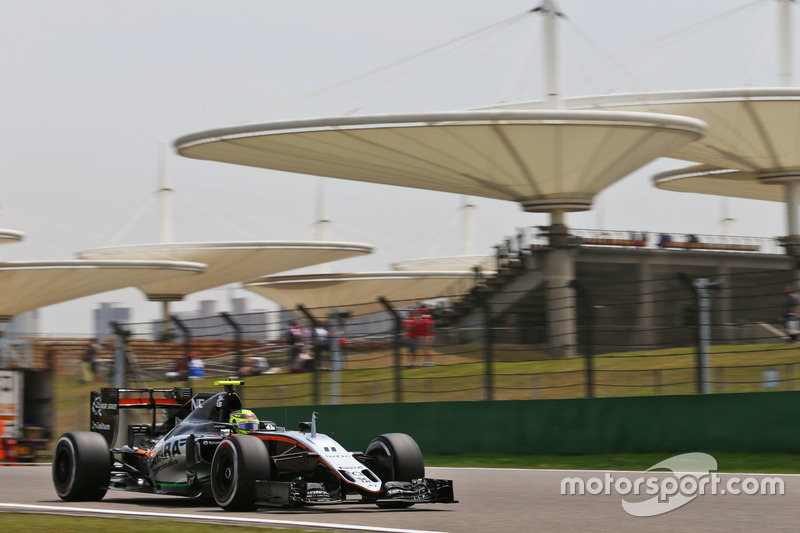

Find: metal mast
157;141;174;330
776;0;800;246
460;196;476;256
158;141;173;244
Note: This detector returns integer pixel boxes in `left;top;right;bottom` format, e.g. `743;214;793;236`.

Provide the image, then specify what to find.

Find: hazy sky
0;0;792;335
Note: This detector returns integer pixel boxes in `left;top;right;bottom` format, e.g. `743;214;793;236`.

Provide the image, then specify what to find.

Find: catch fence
88;265;800;409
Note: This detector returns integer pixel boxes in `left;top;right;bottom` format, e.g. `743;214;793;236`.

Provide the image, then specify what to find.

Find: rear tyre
211;434;270;511
52;431;111;501
366;433;425;508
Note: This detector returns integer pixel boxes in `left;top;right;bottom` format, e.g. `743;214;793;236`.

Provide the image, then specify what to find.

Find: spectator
658;233;671;248
288;321;313;372
82;339;101;383
314;323;330;369
166;353;189;381
188;353;205;379
239;356;270;377
418;306;436;366
403;308;422;368
286;321;301;359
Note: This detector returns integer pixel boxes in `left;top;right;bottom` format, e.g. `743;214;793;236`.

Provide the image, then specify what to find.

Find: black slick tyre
366;433;425;508
51;431;111;501
210;434;271;511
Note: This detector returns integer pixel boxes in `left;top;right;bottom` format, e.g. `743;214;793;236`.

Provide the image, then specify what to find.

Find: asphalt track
0;465;797;532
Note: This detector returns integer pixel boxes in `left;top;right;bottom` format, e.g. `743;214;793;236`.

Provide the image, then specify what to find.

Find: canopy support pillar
542;210;578;358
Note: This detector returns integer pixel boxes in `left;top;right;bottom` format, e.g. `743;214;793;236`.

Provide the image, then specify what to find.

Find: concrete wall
254;391;800;455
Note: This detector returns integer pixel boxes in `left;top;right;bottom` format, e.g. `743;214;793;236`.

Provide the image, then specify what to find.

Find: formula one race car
52;381;456;510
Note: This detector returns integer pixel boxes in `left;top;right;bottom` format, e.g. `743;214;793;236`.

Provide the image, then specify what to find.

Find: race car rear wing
90;387;209;447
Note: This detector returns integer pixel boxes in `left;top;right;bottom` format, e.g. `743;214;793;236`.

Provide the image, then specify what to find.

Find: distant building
94;303;131;339
231;298;272;342
231;297;248;314
1;310;40;340
167;298;272;343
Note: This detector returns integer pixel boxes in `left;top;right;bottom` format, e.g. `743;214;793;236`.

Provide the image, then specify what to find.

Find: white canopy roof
653;165;785;203
547;88;800;173
0;260;205;321
77;241;372;301
487;88;800;209
391;255;495;272
0;229;24;245
244;271;474;318
175;110;706;213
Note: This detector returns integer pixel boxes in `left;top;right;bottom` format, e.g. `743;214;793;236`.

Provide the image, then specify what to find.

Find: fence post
327;309;348;403
570;280;595;398
379;297;403;404
678;274;723;394
171;315;192;386
653;369;662;395
297;305;321;406
220;312;242;372
478;294;494;401
171;315;192;358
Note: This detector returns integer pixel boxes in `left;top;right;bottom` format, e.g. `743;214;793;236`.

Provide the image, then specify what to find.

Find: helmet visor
235;420;259;432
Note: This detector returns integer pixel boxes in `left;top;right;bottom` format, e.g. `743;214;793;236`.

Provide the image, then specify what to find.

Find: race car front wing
255;478;457;507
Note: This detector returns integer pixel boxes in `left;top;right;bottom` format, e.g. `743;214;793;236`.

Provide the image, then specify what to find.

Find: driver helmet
229;409;260;433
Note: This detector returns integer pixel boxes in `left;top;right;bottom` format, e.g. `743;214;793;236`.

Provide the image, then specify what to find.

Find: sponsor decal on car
91;396;118;416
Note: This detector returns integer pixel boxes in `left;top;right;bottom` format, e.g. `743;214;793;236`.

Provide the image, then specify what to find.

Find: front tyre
52;431;111;501
211;434;271;511
366;433;425;481
366;433;425;508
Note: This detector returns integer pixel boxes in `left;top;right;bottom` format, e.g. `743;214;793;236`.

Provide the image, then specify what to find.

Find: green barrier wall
254;391;800;455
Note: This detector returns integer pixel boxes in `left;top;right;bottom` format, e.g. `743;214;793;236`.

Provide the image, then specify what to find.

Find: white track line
0;503;451;533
